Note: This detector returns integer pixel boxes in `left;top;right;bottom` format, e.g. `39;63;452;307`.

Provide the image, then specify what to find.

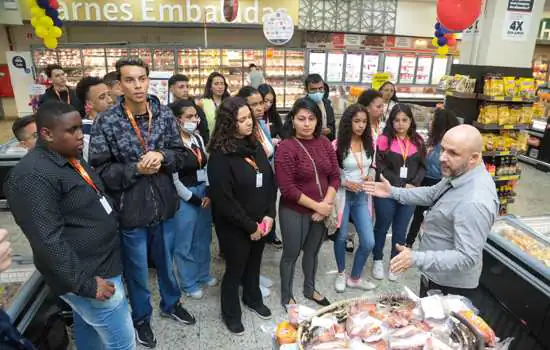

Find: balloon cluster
432;22;457;57
28;0;64;49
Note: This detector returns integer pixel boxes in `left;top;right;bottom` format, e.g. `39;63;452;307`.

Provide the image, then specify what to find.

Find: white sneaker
205;277;218;287
388;271;398;282
347;278;376;291
260;285;271;297
334;273;346;293
372;261;385;280
259;275;274;288
187;289;204;299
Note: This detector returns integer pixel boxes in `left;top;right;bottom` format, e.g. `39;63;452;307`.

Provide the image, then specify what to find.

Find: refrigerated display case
199;49;221;88
221;49;244;92
383;54;400;83
177;48;201;97
415;56;433;85
82;48;107;78
362;54;380;84
264;48;286;105
478;215;550;350
399;55;416;84
284;49;306;108
57;49;82;86
431;56;449;85
326;52;344;83
308;51;327;79
344;53;362;83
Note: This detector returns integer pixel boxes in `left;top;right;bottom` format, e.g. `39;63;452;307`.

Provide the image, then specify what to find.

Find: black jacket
208;139;277;236
323;98;337;141
38;86;80;110
89;95;193;229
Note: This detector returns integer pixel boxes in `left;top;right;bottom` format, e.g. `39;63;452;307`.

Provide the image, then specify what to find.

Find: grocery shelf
474;122;529;131
478;95;536;103
444;91;477;99
518;155;550;169
528;129;545;138
483;151;518;157
493;174;521;181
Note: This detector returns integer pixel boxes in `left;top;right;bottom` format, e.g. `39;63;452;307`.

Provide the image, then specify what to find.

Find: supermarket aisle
2;163;550;349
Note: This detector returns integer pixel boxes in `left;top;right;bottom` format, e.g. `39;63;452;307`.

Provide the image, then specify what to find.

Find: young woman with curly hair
332;104;378;293
207;97;277;335
372;104;426;282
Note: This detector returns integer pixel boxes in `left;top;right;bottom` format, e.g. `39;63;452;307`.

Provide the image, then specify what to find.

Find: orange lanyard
396;137;410;164
256;127;270;156
55;89;70;104
351;143;366;177
125;104;153;152
183;135;204;167
244;157;259;172
190;147;203;167
68;158;100;194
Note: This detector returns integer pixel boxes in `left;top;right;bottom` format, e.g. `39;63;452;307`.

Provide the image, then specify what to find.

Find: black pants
219;229;265;324
406;177;441;246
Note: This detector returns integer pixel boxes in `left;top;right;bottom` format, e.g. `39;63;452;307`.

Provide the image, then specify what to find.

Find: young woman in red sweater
275;98;340;308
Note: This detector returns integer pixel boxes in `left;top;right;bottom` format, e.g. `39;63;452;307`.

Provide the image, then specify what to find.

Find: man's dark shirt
4;141;121;298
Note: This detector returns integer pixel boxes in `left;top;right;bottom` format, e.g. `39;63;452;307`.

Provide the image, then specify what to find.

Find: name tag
196;169;207;182
256;173;263;188
99;196;113;215
400;166;408;179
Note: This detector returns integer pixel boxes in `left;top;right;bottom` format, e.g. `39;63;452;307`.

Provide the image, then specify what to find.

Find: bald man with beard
365;125;499;298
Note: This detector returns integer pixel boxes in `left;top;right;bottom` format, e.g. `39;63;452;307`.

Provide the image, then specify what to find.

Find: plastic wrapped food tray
515;215;550;238
489;216;550;281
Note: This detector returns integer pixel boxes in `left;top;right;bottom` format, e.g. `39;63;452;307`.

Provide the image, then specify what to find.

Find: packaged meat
457;310;496;346
287;304;316;325
346;312;386;343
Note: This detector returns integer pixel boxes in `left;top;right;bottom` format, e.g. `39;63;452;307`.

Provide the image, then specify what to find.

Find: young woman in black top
258;83;286;141
207;97;277;335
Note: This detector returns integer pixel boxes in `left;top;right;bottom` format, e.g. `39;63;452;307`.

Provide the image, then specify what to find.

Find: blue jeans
373;197;415;261
333;191;375;279
174;183;213;293
120;219;181;324
60;275;135;350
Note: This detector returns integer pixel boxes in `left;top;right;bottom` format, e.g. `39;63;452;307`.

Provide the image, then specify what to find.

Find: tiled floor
3;163;550;349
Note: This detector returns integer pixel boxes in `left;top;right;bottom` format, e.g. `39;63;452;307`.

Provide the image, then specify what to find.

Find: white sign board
263;10;294;45
503;11;532;41
6;51;34;117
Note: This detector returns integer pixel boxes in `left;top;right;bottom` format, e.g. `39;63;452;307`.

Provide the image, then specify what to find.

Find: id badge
400;166;408;179
99;196;113;215
256;173;263;188
196;169;207;182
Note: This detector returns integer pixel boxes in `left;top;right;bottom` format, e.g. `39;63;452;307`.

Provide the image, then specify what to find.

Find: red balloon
444;33;453;39
49;0;59;10
447;36;457;47
437;0;482;32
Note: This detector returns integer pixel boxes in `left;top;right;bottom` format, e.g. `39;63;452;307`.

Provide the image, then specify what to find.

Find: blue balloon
438;36;448;47
46;8;59;19
37;0;51;9
54;18;63;27
434;30;444;38
435;22;441;30
440;26;452;34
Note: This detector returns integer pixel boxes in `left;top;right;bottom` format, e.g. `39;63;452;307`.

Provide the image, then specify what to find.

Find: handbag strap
294;138;324;198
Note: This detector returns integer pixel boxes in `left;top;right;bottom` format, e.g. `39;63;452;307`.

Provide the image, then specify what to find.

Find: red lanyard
244;157;259;172
190;147;203;167
351;143;366;177
68;158;100;194
256;127;270;156
125;104;153;152
396;137;410;163
55;89;70;104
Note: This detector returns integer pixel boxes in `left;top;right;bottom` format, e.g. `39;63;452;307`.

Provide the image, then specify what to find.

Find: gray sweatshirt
391;164;499;288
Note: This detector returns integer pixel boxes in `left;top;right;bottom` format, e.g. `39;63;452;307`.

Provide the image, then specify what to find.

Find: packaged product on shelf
510;106;522;124
503;77;516;97
484;74;505;97
479;104;498;124
497;105;511;126
517;78;536;99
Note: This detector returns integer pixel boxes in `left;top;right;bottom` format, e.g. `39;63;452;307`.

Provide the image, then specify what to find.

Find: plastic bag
457;310;496;346
346;312;387;343
286;304;316;325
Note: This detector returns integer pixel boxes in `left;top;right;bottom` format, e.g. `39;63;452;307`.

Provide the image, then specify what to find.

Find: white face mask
181;121;198;133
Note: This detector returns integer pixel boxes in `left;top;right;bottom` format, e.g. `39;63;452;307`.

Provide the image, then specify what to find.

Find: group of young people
4;57;463;349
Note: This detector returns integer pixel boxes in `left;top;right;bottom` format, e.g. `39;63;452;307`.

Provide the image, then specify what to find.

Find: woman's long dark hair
283;98;323;139
236;86;259;100
383;103;424;153
257;83;284;138
428;108;459;147
203;72;230;100
208;97;257;154
379;81;399;102
336;104;374;168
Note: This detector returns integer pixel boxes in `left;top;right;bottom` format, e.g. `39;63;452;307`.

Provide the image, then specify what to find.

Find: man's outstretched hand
364;174;392;198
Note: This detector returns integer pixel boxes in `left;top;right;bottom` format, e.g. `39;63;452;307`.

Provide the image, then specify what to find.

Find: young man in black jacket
304;74;336;140
168;74;210;144
38;64;80;109
5;101;135;350
89;58;195;348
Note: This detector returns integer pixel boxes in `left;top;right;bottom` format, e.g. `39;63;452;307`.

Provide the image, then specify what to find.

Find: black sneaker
271;238;283;249
160;303;196;325
245;303;272;320
135;320;156;348
345;237;355;253
224;318;245;335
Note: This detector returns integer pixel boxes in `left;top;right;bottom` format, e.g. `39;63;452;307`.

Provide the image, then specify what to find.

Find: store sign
503;9;532;41
263;9;294;45
5;51;34;117
507;0;534;12
20;0;299;25
372;72;391;91
538;18;550;40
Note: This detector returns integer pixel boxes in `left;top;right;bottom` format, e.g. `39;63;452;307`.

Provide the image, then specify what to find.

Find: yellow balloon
44;37;58;50
31;16;39;28
30;6;44;17
432;37;439;47
437;45;449;56
26;0;37;7
35;26;49;39
50;26;63;38
39;16;54;28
